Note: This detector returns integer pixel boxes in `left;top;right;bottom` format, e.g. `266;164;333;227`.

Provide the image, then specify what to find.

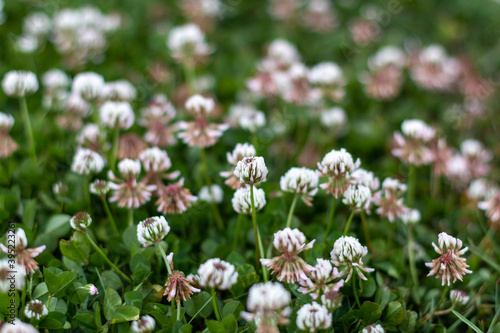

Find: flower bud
137;216;170;247
70;212;92;232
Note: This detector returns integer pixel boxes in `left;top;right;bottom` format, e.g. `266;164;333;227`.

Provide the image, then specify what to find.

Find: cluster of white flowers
401;119;436;142
23;300;48;320
72;72;105;101
272;227;315;253
2;70;39;97
331;236;374;281
100;101;135;129
342;184;372;212
16;12;51;53
70;212;92;232
232;187;266;214
280;167;318;204
308;62;344;87
296;302;332;332
167;23;212;62
226;143;256;165
245;281;291;313
198;185;224;203
137;216;170;247
317;148;360;177
234;156;268;185
103;80;137;102
369;46;406;70
130;315;156;333
185;94;215;115
320;107;347;133
117;159;142;179
400;208;421;224
450;290;469;306
139;147;172;173
197;258;238;290
71;148;105;175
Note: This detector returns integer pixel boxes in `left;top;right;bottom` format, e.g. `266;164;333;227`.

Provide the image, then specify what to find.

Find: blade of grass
451;310;483;333
187;296;213;325
468;246;500;273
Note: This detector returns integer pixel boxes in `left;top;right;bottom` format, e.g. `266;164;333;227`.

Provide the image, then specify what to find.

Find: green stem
128;208;134;226
110;128;120;172
157;244;173;276
324;197;337;244
352;274;361;308
85;233;133;284
177;303;181;321
101;198;119;236
417;286;449;329
408;224;419;287
360;212;372;251
211;288;222;321
233;214;244;250
211;203;224;231
84;176;91;210
250;185;268;282
20;96;37;164
183;64;196;94
199;148;211;185
285;194;299;228
343;210;356;236
407;164;416;207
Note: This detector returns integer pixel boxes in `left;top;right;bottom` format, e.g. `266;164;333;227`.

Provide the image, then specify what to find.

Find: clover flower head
23;300;48;320
400;208;421;224
234;156;268;185
198;184;223;204
0;228;45;275
139;147;173;173
185;94;215;115
232;187;266;214
280;167;319;206
71;148;105;176
450;290;469;306
156;178;197;214
317;148;360;197
137;216;170;247
198;258;238;290
164;252;201;304
342;184;372;212
351;168;380;191
72;72;105;100
331;236;374;281
2;70;39;97
70;212;92;232
362;324;385;333
296;302;332;332
103;80;137;102
90;179;111;197
100;101;135;130
131;315;156;333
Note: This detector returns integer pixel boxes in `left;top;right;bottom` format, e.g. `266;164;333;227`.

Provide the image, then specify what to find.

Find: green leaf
185;291;213;318
104;287;122;321
110;305;140;324
44;214;71;238
221;314;238;333
23;199;37;229
130;253;151;273
206;320;225;333
33;282;49;300
59;233;90;264
226;251;246;267
451;310;483;333
53;271;78;297
222;301;244;319
375;286;391;311
73;312;98;330
124;291;143;310
43;268;60;295
383;301;405;326
361;301;382;324
101;270;123;289
399;310;417;332
39;317;65;329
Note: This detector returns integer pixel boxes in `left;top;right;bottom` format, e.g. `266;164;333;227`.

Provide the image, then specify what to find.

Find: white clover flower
118;158;141;180
308;62;344;86
320;107;347;130
351;168;380;191
70;212;92;232
280;167;319;205
103;80;137;101
401;119;435;142
296;302;332;332
167;23;212;61
137;216;170;247
77;123;103;147
131;315;156;333
420;44;447;63
71;148;105;175
23;12;51;36
468;178;498;201
42;69;70;91
198;185;223;204
72;72;105;100
88;284;99;295
450;290;469;306
362;324;385;333
232;187;266;214
0;318;37;333
89;179;110;197
318;148;360;177
246;282;291;312
342;184;372;212
267;39;300;67
226;143;256;165
16;35;38;54
185;94;215;115
400;208;421;224
100;101;135;130
239;110;266;132
234;156;268;185
0;259;25;292
139;147;172;173
23;299;48;320
272;228;315;253
65;93;91;116
331;236;374;281
2;70;39;97
0;112;14;129
197;258;238;290
369;46;406;70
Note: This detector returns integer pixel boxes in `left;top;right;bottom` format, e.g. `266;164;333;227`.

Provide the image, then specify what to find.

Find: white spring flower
320;107;347;130
400;208;421;224
185;94;215;115
239;110;266;132
65;93;91;116
342;184;372;212
0;112;14;129
296;302;332;332
16;35;39;54
272;228;315;253
226;143;256;165
247;282;291;312
72;72;105;100
23;12;51;36
23;299;48;320
198;185;224;203
331;236;374;281
131;315;156;333
0;259;26;292
401;119;435;142
137;216;170;247
267;39;300;67
77;123;103;146
232;187;266;214
42;69;70;91
89;180;110;197
362;324;385;333
70;212;92;232
167;23;212;60
118;158;141;179
450;290;469;306
234;156;268;185
139;147;172;173
468;178;498;201
318;148;360;177
308;62;344;86
0;318;37;333
103;80;137;101
280;167;319;205
420;44;447;63
2;70;39;97
351;169;380;191
100;101;135;130
197;258;238;290
369;46;406;70
71;148;105;175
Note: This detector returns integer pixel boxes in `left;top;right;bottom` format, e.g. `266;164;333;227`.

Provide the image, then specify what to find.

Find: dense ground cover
0;0;499;332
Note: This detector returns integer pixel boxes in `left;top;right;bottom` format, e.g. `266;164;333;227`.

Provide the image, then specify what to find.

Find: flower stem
343;210;356;236
286;194;299;228
407;164;417;207
211;288;222;321
360;212;372;251
85;233;132;284
211;203;224;231
177;303;181;321
417;286;449;329
110;128;120;173
324;197;337;244
408;224;419;287
128;208;134;226
20;97;37;164
157;243;173;276
84;176;91;210
101;198;119;236
352;274;361;308
250;185;268;282
233;214;244;250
